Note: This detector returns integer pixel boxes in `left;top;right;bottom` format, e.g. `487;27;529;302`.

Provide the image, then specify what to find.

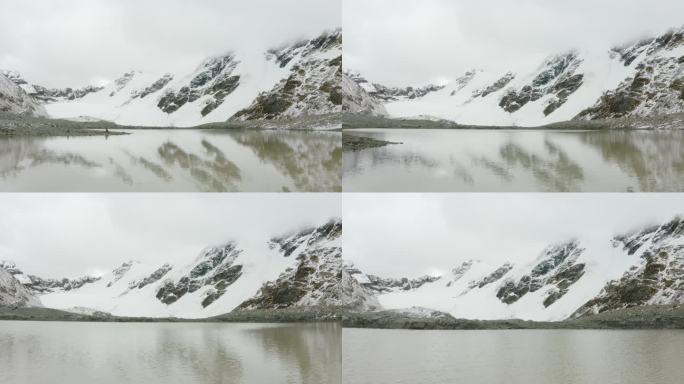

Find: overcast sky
343;194;684;278
344;0;684;86
0;194;339;278
0;0;339;88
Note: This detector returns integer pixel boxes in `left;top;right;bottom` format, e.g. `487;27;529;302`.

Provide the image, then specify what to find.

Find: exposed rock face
573;218;684;317
473;73;515;98
238;219;344;309
577;27;684;120
345;71;444;102
499;52;584;114
158;55;241;116
107;261;133;287
0;72;47;117
128;263;172;290
361;274;441;294
0;261;100;294
497;241;586;306
445;260;474;287
33;85;103;103
232;29;342;120
2;71;103;103
110;71;137;96
269;219;341;258
269;30;341;68
132;74;173;99
0;266;41;307
449;71;478;96
156;243;243;306
25;275;101;294
342;73;387;115
468;263;513;289
341;264;381;310
370;83;444;102
2;70;103;105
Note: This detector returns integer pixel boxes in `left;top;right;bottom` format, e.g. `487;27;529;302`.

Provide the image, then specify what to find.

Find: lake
0;129;341;192
343;129;684;191
342;328;684;384
0;321;340;384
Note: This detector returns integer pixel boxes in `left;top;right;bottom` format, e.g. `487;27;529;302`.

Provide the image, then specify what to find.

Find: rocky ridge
577;27;684;120
231;29;342;120
573;217;684;317
0;265;41;307
499;52;584;115
238;219;344;309
341;73;387;115
0;72;47;117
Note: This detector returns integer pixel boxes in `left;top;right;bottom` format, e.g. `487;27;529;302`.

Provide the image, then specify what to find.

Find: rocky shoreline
341;305;684;330
0;113;128;137
342;112;684;130
342;132;400;151
0;112;341;137
0;305;341;323
2;304;683;329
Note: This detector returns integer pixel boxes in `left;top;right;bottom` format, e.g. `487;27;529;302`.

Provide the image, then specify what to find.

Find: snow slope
349;26;684;126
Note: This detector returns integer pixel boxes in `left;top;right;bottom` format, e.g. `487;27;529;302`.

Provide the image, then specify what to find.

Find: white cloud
0;0;340;87
344;0;684;86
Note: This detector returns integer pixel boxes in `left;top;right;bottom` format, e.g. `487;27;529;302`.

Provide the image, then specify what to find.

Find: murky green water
342;328;684;384
0;129;341;192
343;129;684;192
0;321;340;384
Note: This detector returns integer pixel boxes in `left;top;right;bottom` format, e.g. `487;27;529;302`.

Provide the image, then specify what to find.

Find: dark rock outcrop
497;241;585;306
499;52;583;114
158;55;240;115
574;217;684;317
156;243;243;306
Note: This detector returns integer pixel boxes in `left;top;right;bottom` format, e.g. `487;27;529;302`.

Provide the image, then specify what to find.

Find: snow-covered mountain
1;218;344;318
4;29;341;127
347;216;684;321
347;26;684;126
0;264;41;307
0;72;47;117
